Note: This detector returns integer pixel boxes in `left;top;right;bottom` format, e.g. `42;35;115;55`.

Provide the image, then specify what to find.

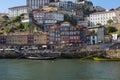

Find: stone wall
106;50;120;58
0;49;120;59
0;50;22;58
61;50;120;58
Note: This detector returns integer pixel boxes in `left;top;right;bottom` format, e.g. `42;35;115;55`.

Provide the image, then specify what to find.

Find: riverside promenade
0;43;120;59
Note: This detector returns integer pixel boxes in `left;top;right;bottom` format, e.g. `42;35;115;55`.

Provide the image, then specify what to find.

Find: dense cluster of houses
0;0;120;49
0;22;106;49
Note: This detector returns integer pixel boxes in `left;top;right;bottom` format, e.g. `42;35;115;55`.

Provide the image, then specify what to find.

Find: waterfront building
48;22;86;48
34;32;47;44
26;0;49;10
86;26;105;45
0;33;28;45
0;32;47;45
49;24;61;48
0;35;7;44
89;10;116;27
104;35;112;43
6;35;28;45
27;34;34;44
9;5;29;17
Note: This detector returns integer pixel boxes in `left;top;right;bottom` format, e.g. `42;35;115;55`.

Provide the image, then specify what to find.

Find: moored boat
25;56;56;60
93;57;120;61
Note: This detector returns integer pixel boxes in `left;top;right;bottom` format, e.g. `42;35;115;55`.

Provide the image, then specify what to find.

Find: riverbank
61;50;120;59
0;49;120;59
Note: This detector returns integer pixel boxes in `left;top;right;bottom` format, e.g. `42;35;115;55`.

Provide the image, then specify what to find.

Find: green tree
84;7;90;15
4;27;10;34
107;19;113;25
64;14;77;26
34;27;38;32
12;13;24;23
96;23;102;25
59;6;64;10
2;15;9;21
23;22;29;31
0;15;10;26
106;26;117;33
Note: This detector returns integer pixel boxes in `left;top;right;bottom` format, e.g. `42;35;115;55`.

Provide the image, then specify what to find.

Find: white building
9;5;28;17
32;11;64;24
26;0;49;10
89;10;116;27
112;34;118;41
21;13;30;23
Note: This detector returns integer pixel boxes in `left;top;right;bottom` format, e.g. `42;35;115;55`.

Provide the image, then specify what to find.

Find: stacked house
2;0;120;47
48;22;86;48
0;32;47;45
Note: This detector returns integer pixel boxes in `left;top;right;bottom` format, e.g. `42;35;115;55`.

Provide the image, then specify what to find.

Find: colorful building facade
48;22;86;48
86;26;105;45
0;32;47;45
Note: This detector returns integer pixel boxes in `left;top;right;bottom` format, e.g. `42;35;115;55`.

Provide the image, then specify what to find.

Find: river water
0;59;120;80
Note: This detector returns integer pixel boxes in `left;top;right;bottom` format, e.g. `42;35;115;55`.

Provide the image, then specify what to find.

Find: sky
0;0;120;13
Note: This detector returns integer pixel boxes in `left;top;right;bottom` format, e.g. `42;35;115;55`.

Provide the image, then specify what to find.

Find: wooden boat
93;57;120;61
25;56;56;60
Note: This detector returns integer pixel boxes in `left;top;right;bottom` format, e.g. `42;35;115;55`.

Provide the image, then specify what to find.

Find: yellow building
0;32;48;45
6;33;29;45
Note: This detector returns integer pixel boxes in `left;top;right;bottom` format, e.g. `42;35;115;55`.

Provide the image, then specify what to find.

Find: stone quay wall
61;50;120;58
106;50;120;58
0;44;120;59
0;50;22;58
0;50;120;59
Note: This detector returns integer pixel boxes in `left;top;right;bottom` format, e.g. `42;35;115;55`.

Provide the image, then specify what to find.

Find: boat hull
93;57;120;61
25;56;56;60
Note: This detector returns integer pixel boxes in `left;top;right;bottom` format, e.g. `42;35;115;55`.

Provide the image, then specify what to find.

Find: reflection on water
0;59;120;80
